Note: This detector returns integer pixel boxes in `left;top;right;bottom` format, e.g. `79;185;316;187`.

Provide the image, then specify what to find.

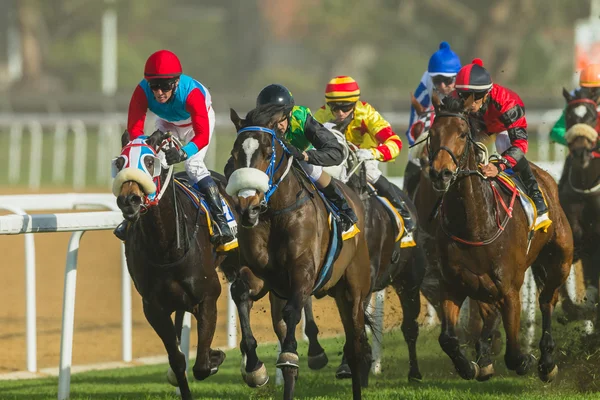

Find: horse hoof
408;371;423;383
335;363;352;379
210;349;226;369
166;368;185;387
476;363;495;382
276;352;299;369
539;363;559;383
244;363;269;388
469;361;480;380
307;351;329;370
516;354;536;376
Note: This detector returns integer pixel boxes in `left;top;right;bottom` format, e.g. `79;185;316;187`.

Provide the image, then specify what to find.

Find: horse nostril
429;169;439;181
442;169;454;180
127;194;142;207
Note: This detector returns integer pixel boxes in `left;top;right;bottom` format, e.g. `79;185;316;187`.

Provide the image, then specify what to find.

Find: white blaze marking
242;138;260;168
574;105;589;119
238;189;257;198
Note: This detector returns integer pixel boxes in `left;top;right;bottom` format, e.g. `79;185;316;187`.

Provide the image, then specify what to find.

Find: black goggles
329;102;355;112
458;90;488;101
148;79;176;92
431;75;456;87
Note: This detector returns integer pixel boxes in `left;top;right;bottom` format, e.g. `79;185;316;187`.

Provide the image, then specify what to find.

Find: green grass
1;325;598;400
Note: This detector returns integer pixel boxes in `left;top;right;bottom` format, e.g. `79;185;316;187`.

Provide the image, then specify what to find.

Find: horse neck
442;145;496;237
571;155;600;188
265;155;305;216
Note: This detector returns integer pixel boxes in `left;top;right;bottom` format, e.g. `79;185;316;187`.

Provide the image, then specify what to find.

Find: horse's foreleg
501;290;534;376
174;310;184;345
394;271;423;382
192;296;225;381
438;289;477;380
231;274;269;387
142;300;192;400
303;297;329;370
474;303;502;381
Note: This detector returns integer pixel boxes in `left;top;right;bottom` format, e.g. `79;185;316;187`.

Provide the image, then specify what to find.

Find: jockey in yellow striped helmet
314;75;416;234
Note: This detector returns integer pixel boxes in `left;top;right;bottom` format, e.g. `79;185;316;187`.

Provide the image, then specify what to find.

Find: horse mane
438;96;466;114
243;104;287;129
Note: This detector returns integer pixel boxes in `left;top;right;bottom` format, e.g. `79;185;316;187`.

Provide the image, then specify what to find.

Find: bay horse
558;87;600;323
427;95;572;383
227;104;372;400
113;130;226;400
331;141;425;382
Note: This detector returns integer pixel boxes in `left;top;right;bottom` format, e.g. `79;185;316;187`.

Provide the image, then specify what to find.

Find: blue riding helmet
428;41;462;76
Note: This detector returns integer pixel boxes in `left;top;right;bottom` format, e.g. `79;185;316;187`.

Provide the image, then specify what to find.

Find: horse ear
410;92;427;115
121;130;130;148
563;87;573;103
463;95;474;111
230;108;243;131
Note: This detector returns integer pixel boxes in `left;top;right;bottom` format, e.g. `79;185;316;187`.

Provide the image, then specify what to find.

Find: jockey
226;84;359;232
114;50;234;246
550;63;600;146
405;41;462;189
313;76;416;235
455;58;551;230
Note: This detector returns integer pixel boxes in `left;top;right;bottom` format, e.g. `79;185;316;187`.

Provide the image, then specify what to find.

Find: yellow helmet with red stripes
325;76;360;103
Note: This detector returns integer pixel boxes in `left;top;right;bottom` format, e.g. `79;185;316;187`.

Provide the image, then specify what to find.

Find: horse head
427;94;475;192
226;105;291;227
112;129;171;221
563;88;599;170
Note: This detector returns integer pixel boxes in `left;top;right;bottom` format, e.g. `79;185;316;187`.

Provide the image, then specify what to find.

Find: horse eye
144;157;154;170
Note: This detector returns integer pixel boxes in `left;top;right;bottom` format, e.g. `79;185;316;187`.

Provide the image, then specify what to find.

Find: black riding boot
113;221;128;241
374;175;416;233
515;158;548;216
196;177;235;246
402;161;422;198
321;180;359;232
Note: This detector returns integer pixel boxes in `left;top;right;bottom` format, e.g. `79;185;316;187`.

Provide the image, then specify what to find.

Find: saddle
366;183;416;248
174;173;239;252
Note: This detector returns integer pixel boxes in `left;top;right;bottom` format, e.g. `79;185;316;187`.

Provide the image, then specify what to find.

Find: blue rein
237;126;291;203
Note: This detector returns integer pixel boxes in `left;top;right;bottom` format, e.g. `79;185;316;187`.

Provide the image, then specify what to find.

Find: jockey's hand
284;143;305;160
480;163;499;178
164;146;188;165
356;149;375;162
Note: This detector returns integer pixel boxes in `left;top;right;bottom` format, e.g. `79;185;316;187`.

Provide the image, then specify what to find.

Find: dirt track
0;186;426;373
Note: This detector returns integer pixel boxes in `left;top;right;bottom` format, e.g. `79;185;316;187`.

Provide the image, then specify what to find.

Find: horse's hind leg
303;297;329;370
192;295;225;381
501;289;535;376
143;301;192;400
232;268;269;387
474;303;501;381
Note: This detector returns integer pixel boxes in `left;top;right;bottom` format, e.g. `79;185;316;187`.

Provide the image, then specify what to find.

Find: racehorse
558;87;600;323
226;104;372;400
427;95;572;382
113;130;226;400
329;140;425;382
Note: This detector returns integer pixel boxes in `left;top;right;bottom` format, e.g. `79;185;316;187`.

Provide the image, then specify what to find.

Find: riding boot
196;177;235;246
321;180;359;232
374;175;416;233
402;160;422;197
515;158;548;216
113;221;128;241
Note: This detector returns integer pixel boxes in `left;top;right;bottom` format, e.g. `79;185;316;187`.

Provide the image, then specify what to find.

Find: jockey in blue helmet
404;42;461;190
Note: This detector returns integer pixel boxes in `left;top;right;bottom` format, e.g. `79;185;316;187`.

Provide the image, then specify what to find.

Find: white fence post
120;242;132;362
8;123;23;184
71;120;88;190
227;282;237;349
53;121;68;184
28;121;43;190
371;289;385;375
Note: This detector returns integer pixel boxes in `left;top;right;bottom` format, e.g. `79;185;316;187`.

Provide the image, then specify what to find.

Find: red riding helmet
455;58;492;94
144;50;182;79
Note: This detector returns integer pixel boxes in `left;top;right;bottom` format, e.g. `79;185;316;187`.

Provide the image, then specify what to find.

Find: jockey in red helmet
115;50;234;246
455;58;551;230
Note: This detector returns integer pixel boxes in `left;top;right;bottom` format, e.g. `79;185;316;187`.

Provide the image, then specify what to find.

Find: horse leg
142;301;192;400
231;272;269;387
501;290;535;376
303;297;329;370
474;303;502;381
174;310;184;344
191;296;225;381
394;270;423;382
335;292;372;380
438;290;479;380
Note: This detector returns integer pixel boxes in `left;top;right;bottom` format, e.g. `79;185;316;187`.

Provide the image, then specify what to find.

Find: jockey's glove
165;146;188;165
356;148;376;162
283;141;305;160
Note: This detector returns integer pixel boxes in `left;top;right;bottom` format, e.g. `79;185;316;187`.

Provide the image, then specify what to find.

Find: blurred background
0;0;596;189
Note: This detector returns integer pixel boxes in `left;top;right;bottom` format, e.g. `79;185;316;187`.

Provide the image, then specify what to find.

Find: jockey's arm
366;107;402;162
406;72;431;145
182;88;211;157
127;85;149;141
498;102;528;169
303;115;345;166
549;108;568;146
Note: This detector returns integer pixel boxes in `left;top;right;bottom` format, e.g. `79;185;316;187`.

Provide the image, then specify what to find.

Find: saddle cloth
494;171;551;233
367;183;416;248
175;179;239;252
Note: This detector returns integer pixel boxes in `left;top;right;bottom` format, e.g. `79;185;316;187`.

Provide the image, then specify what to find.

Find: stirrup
400;231;416;248
534;213;552;232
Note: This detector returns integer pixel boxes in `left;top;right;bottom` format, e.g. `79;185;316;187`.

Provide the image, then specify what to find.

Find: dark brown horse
113;130;226;400
226;104;372;400
330;144;425;382
559;87;600;323
427;96;572;382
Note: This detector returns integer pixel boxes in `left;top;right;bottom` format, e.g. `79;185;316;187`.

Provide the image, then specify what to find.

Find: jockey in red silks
454;58;551;231
114;49;234;245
